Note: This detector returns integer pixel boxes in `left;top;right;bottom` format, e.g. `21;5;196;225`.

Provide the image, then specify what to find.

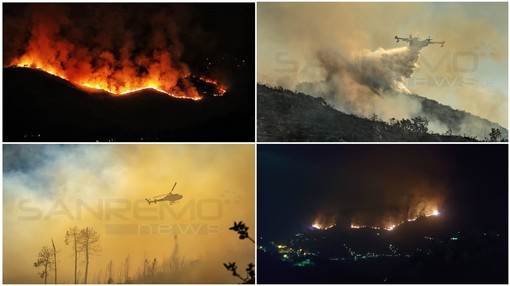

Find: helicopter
145;182;183;205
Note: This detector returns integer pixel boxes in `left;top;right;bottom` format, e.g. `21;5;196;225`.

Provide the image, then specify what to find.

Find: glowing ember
311;215;337;230
13;64;224;101
311;222;335;230
351;208;441;231
350;224;392;231
199;76;227;96
312;221;336;230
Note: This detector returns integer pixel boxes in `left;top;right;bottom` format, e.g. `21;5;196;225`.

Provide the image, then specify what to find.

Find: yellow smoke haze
3;145;255;283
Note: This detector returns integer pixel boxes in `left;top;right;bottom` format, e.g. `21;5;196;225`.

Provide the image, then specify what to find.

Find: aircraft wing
429;41;445;47
395;36;410;43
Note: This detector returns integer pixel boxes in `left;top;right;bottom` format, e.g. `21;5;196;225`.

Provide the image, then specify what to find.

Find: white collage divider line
1;1;508;285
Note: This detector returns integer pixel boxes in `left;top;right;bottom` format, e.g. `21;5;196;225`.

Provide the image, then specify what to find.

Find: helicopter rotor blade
152;193;167;199
151;181;178;199
169;182;177;194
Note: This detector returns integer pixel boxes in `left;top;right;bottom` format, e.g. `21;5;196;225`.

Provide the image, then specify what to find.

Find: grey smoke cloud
317;45;422;95
258;2;508;135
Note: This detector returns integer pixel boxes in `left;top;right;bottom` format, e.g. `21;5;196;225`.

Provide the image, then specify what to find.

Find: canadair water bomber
395;34;445;48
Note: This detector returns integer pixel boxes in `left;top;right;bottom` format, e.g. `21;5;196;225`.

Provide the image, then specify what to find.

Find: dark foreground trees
51;238;59;284
79;227;101;284
60;226;101;283
34;246;55;284
64;227;80;284
224;221;255;284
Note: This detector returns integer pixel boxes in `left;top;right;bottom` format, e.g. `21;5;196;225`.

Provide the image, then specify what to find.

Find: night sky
258;144;508;240
4;3;254;79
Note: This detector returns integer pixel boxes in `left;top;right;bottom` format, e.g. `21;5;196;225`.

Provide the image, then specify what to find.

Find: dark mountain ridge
3;67;254;141
257;83;506;142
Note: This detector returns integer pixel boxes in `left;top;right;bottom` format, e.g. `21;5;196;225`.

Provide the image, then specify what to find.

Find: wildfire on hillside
6;4;228;100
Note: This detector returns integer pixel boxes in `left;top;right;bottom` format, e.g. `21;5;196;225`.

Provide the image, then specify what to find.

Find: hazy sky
3;144;255;283
258;2;508;128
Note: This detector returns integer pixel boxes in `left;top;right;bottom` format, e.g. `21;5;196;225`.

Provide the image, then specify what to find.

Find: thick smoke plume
308;46;424;119
317;46;421;96
3;4;210;98
258;3;508;135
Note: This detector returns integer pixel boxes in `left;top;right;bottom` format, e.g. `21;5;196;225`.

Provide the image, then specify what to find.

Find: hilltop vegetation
257;84;506;142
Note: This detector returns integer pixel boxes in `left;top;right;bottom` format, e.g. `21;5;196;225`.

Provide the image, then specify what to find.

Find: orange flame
312;222;335;230
350;208;440;231
9;29;226;100
13;59;209;101
199;76;227;96
311;214;336;230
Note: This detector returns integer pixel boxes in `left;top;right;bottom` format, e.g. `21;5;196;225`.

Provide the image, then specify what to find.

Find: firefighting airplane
145;182;183;205
395;34;445;48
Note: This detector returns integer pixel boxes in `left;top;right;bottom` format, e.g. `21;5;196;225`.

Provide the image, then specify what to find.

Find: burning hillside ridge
4;4;227;100
311;203;441;232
